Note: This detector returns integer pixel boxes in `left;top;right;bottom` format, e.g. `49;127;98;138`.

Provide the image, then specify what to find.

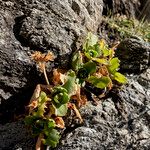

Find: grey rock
54;69;150;150
116;38;150;73
103;0;141;18
0;0;103;123
0;8;41;124
0;120;34;150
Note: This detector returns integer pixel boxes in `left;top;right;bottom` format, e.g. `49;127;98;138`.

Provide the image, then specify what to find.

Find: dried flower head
31;51;55;63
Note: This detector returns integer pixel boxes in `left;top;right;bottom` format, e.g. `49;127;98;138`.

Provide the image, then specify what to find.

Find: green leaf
24;115;38;126
55;104;68;116
94;43;102;57
32;91;49;117
113;72;127;84
63;70;76;95
108;57;120;73
83;61;97;75
85;49;98;59
88;76;111;89
32;119;45;135
72;51;83;71
83;32;98;51
53;92;69;104
47;119;56;129
52;86;70;105
43;129;60;148
38;91;47;104
50;104;68;116
92;58;108;65
102;48;110;57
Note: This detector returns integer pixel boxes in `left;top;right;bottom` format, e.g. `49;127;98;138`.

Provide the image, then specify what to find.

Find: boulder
0;0;103;123
55;69;150;150
116;38;150;73
103;0;141;18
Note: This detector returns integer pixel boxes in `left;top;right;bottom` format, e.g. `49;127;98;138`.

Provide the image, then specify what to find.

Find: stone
54;69;150;150
103;0;141;18
0;120;34;150
0;0;103;123
116;38;150;73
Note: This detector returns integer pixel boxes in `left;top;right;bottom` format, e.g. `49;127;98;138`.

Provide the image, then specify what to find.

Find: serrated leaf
38;91;48;105
108;57;120;73
43;129;60;148
114;72;127;84
72;51;83;71
88;76;111;89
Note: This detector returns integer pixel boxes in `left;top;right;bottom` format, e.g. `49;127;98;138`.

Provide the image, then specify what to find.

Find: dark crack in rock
116;38;150;73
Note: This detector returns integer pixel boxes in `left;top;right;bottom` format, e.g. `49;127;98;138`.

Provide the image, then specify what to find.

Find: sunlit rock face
0;0;103;124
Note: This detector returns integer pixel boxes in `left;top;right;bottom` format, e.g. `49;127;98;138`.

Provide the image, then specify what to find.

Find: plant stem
43;65;50;85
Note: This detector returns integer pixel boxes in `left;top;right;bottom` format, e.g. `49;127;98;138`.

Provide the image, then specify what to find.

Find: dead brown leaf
55;117;65;129
36;133;44;150
68;103;83;123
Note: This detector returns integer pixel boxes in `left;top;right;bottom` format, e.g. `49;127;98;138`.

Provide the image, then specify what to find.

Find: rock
138;0;150;21
0;120;34;150
54;69;150;150
0;0;103;123
137;68;150;89
116;38;150;73
15;0;103;66
103;0;141;18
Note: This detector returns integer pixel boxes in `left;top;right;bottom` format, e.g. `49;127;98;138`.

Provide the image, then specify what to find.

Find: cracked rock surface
0;0;103;123
0;0;150;150
55;69;150;150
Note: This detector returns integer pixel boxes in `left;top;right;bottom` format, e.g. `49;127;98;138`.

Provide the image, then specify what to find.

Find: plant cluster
25;33;127;149
103;15;150;42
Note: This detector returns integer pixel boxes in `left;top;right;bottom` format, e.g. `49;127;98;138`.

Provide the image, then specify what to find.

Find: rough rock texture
0;0;150;150
0;0;103;123
55;68;150;150
1;69;149;150
116;38;150;73
0;121;34;150
103;0;141;18
138;0;150;21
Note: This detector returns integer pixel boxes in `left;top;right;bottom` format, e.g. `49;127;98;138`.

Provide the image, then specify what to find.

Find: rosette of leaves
50;70;77;116
72;32;127;91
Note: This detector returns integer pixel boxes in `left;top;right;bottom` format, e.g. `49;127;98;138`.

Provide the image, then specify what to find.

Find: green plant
103;15;150;42
25;33;127;149
72;32;127;89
